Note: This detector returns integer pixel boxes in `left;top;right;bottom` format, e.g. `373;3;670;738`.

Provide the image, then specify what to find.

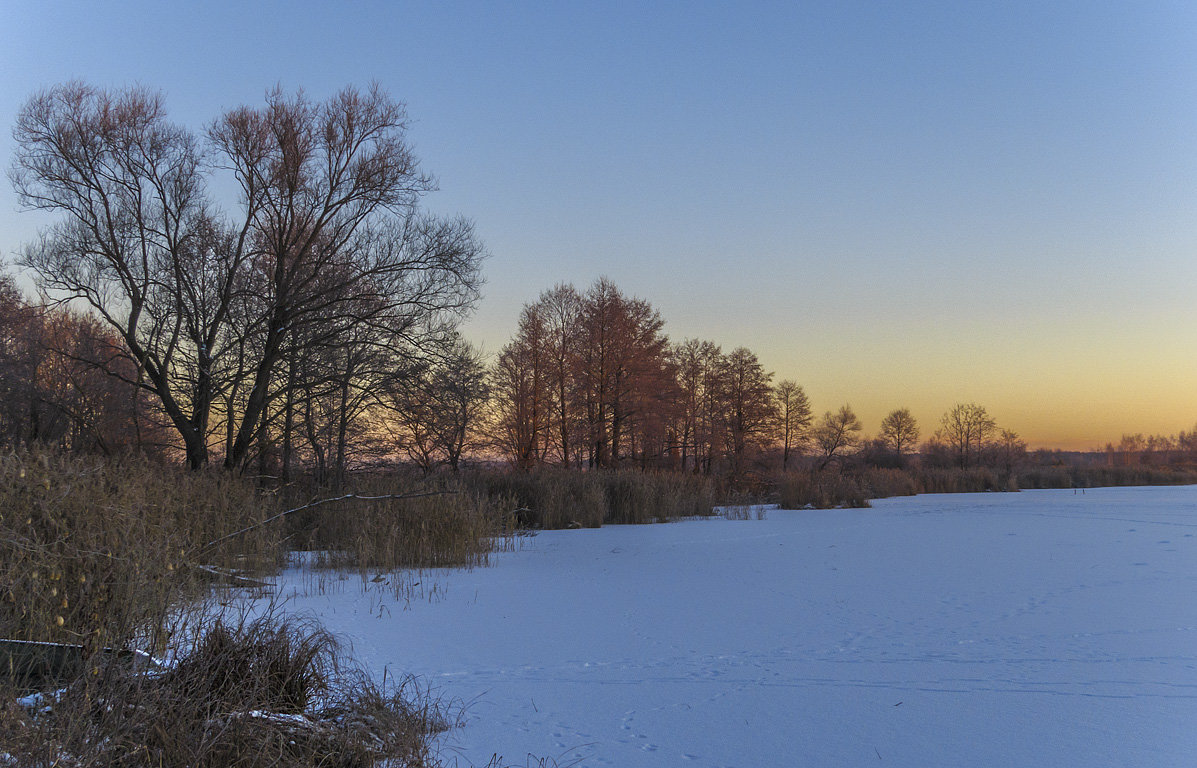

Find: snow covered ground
263;486;1197;767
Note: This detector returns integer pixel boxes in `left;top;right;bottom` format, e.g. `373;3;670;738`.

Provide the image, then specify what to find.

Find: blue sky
2;1;1196;447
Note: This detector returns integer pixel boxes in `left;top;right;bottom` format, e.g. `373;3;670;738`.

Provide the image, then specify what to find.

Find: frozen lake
271;486;1197;767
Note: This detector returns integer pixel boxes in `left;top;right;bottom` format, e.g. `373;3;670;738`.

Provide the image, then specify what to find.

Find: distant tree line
1105;431;1197;468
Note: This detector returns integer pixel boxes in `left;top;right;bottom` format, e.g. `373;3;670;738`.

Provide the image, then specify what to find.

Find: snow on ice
258;486;1197;767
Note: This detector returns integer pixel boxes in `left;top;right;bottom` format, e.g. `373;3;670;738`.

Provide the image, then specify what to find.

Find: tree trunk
334;376;351;492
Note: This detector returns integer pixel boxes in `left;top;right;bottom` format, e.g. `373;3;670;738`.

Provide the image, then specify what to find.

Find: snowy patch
259;486;1197;767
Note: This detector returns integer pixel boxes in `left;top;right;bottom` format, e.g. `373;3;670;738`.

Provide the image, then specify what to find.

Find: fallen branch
193;491;458;558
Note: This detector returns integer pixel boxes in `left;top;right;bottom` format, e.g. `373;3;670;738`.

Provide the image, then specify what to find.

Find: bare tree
11;82;484;471
573;279;671;468
536;284;583;467
0;270;164;453
878;407;920;460
0;272;38;445
718;347;777;481
995;428;1026;476
670;339;724;474
1178;425;1197;462
388;336;488;473
812;405;863;470
937;402;995;469
12;83;230;468
774;379;812;471
209;86;482;470
432;339;489;471
490;303;551;469
387;360;443;475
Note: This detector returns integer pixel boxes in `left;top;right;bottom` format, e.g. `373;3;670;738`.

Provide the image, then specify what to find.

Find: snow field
265;487;1197;767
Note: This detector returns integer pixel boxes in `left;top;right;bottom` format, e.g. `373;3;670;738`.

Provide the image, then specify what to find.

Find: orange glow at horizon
756;319;1197;453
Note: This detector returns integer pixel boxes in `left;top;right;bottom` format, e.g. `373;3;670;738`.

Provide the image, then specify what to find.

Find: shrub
603;470;717;524
777;465;1017;510
0;613;454;768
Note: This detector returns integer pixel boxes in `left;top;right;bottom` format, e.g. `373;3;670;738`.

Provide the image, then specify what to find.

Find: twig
192;490;458;557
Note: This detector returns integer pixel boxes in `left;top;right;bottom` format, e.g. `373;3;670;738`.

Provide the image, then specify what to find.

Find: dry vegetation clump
778;460;1197;511
287;475;518;572
915;467;1011;494
778;471;871;509
0;613;453;768
470;468;608;528
853;468;921;499
603;470;717;524
0;448;280;653
1015;465;1074;489
0;452;546;767
470;467;717;528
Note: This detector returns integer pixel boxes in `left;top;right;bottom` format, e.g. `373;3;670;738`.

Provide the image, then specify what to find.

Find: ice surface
262;486;1197;767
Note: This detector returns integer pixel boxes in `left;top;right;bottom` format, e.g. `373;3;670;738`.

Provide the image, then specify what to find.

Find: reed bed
469;467;717;528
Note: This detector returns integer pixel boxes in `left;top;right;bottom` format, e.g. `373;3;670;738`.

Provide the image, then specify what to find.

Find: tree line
1;255;1047;484
5;82;1194;485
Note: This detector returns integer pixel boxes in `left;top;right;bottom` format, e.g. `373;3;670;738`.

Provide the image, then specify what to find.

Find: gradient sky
2;1;1196;449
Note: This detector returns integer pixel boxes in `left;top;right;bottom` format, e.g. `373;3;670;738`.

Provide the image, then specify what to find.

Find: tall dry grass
778;471;872;509
470;467;717;528
0;612;455;768
916;467;1012;494
778;466;1018;509
292;476;518;572
0;449;567;767
0;448;280;651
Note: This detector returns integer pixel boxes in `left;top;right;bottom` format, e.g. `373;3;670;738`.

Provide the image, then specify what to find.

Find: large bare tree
718;347;777;480
937;402;995;469
812;405;863;470
574;279;671;468
774;379;812;471
11;82;483;469
12;84;228;467
670;338;722;474
208;86;482;470
878;407;920;460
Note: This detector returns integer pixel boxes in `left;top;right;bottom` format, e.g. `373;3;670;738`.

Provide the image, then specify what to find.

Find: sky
1;1;1196;449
